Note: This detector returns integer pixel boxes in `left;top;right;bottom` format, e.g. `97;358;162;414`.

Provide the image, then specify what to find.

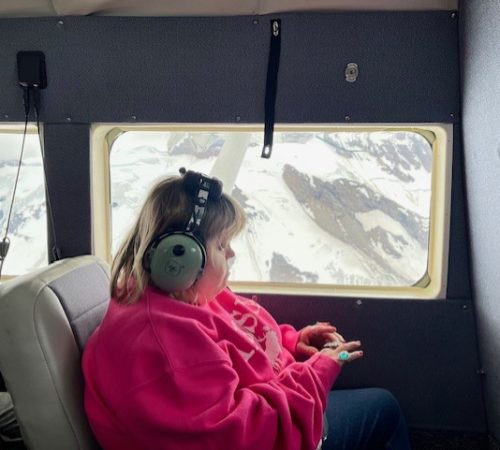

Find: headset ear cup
147;233;206;292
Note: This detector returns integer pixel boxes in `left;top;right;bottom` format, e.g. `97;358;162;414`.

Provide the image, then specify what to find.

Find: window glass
0;132;47;276
109;131;221;254
110;129;432;287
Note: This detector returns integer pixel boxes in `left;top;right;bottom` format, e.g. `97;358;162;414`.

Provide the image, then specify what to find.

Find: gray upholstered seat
0;255;110;450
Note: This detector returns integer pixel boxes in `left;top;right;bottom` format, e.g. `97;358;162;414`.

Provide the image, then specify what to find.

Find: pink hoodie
82;287;341;450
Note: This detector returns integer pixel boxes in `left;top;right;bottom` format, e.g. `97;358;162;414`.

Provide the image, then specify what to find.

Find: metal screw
461;304;468;310
272;21;280;37
252;19;259;25
235;115;241;122
57;20;64;26
450;113;456;119
131;115;137;121
65;116;72;122
355;299;363;307
345;63;359;82
345;115;351;122
451;12;456;19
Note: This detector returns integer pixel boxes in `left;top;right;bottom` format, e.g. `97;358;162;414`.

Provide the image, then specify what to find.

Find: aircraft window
0;130;47;278
104;126;449;298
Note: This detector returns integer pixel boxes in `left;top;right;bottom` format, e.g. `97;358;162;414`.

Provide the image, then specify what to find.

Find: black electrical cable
0;91;30;279
33;87;61;261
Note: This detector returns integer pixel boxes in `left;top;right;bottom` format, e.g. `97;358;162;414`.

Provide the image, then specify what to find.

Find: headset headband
181;169;223;234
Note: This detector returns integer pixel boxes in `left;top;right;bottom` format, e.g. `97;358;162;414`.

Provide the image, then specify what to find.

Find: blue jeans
324;388;411;450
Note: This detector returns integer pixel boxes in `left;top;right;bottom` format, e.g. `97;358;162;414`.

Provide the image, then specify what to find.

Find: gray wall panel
42;123;91;258
0;13;458;124
277;13;459;123
461;1;500;442
252;294;485;430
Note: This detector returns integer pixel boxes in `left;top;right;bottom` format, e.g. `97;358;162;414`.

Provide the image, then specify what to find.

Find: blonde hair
111;175;246;304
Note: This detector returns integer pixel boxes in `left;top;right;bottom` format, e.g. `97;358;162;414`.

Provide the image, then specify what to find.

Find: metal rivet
131;115;137;121
3;114;9;119
272;21;280;37
235;115;241;122
57;20;64;26
252;19;259;25
461;304;468;310
345;115;351;122
451;12;456;19
355;299;363;307
450;113;456;119
345;63;359;83
65;116;72;122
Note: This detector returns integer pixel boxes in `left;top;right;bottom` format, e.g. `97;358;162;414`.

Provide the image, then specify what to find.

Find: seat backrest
0;255;110;450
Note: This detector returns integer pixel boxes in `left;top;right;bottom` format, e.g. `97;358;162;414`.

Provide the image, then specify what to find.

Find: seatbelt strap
262;19;281;159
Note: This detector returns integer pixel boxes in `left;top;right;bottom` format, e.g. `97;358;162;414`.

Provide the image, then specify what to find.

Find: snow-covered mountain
0;154;48;276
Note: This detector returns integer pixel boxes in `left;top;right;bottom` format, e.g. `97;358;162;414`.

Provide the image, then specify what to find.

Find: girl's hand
296;322;345;357
321;341;364;366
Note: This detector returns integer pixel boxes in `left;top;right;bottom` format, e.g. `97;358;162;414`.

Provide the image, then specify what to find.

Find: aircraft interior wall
461;0;500;443
0;10;489;433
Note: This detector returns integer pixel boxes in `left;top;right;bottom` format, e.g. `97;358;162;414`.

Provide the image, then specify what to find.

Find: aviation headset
142;169;223;293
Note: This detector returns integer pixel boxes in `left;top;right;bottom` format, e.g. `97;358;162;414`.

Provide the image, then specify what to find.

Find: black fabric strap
184;171;222;232
262;19;281;159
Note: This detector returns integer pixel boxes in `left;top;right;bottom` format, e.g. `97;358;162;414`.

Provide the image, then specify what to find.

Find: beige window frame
91;123;452;299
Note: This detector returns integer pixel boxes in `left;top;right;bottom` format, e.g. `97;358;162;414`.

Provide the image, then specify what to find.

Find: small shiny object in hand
323;341;341;349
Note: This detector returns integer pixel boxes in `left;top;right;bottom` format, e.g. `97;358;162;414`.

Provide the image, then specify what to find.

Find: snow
0;133;48;275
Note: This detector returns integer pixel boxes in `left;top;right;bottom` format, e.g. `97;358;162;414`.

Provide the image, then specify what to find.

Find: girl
82;170;410;450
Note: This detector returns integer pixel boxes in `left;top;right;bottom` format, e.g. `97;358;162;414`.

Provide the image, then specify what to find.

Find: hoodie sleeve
115;352;341;450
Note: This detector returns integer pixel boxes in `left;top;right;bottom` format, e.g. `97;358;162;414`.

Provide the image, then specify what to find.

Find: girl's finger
297;342;318;356
339;341;362;352
311;325;337;334
334;332;345;343
324;333;337;342
345;350;364;362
